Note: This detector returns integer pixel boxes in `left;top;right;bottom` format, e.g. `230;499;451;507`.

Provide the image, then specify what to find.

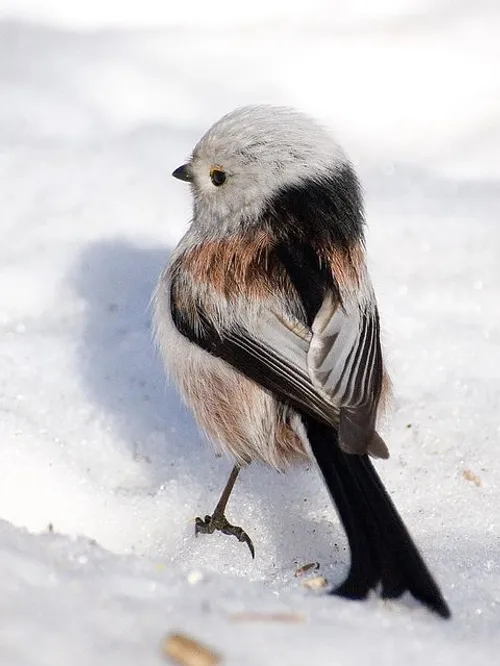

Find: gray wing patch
239;310;340;427
308;292;388;458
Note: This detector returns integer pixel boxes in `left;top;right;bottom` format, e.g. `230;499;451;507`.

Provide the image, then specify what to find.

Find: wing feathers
309;297;387;457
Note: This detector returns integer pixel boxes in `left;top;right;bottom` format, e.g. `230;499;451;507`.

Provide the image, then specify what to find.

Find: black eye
210;168;226;186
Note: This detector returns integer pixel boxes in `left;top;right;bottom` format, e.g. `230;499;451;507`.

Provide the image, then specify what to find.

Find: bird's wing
171;280;388;459
306;288;387;457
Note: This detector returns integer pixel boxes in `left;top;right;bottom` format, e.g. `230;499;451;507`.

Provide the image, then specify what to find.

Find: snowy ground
0;2;499;664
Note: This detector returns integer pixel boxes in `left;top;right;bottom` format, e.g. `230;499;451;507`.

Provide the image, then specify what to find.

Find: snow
0;1;499;664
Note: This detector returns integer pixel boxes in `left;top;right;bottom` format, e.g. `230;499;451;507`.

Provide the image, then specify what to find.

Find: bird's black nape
301;414;451;619
264;166;365;252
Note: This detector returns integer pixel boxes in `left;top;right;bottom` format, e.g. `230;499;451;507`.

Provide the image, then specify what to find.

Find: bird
152;105;450;618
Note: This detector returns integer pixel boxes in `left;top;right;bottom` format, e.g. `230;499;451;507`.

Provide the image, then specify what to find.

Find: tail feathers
302;415;450;619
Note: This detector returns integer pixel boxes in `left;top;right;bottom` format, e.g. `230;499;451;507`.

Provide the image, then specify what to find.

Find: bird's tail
302;415;450;618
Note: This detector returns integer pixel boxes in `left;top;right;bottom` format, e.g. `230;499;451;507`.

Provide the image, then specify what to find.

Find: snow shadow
71;239;209;482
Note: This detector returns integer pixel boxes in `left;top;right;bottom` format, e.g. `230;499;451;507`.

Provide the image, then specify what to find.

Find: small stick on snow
294;562;319;577
162;632;221;666
229;611;304;623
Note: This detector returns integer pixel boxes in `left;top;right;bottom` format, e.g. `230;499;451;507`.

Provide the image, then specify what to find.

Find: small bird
153;105;450;618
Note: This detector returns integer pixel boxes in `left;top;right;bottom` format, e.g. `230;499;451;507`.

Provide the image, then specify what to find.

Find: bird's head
172;105;362;244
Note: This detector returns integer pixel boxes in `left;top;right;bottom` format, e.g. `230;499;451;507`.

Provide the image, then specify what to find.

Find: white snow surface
0;2;499;664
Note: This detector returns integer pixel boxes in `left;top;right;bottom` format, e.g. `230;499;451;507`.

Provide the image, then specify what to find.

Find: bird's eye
210;168;226;186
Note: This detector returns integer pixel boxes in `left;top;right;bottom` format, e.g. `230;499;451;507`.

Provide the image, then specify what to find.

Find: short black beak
172;164;192;182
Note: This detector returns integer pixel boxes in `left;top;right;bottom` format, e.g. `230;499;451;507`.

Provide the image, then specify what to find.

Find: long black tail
302;415;450;618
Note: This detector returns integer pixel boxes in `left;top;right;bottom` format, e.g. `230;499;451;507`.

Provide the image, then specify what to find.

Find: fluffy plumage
153;105;450;618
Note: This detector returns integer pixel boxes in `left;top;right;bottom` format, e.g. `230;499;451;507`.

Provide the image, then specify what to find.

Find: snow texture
0;1;499;664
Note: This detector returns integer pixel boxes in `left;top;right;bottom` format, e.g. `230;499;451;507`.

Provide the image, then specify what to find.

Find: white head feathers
185;105;348;231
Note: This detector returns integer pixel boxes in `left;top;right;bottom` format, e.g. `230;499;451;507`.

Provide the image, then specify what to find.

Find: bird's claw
195;513;255;559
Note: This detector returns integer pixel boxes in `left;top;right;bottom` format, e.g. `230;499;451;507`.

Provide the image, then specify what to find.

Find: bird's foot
195;512;255;559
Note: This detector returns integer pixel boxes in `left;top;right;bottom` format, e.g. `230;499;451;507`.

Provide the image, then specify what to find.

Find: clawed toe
220;523;255;559
194;515;213;535
194;513;255;558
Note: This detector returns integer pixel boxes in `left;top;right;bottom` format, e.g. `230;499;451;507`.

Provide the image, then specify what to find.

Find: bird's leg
195;465;255;558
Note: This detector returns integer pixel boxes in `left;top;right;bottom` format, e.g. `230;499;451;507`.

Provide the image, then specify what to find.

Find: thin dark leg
195;466;255;558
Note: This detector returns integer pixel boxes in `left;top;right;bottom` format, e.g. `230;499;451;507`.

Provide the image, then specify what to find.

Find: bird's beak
172;164;192;182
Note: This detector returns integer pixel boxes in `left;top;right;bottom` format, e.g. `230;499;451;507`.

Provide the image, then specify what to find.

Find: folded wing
171;278;388;458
